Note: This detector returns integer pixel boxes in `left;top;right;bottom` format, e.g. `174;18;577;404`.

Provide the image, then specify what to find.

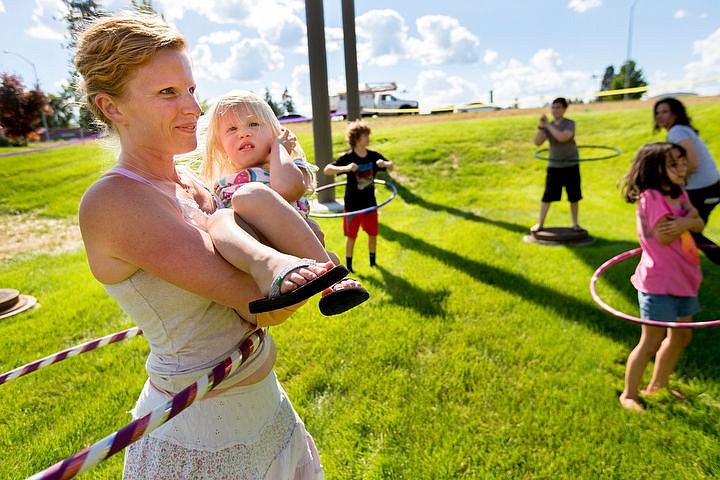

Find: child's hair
552;97;568;108
345;120;371;149
653;97;698;134
619;142;687;203
200;90;306;183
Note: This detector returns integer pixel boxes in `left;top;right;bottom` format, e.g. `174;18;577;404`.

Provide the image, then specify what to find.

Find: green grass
2;100;720;478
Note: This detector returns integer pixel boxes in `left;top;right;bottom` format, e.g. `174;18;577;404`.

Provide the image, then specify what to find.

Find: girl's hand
277;128;297;154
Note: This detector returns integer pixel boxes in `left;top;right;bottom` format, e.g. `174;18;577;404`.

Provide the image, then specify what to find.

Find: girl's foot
249;260;349;313
619;393;645;413
640;387;686;400
318;277;370;316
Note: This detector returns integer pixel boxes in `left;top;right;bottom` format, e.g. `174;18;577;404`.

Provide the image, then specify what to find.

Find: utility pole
623;0;639;101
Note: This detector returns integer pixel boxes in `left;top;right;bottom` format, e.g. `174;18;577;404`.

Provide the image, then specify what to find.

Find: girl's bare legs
645;318;693;393
208;208;334;297
619;325;665;412
231;183;332;264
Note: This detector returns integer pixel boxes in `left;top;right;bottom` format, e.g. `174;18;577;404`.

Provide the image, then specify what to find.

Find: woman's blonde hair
200;90;307;184
73;11;186;128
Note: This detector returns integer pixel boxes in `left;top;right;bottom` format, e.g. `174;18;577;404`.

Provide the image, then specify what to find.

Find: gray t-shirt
544;118;579;168
667;124;720;190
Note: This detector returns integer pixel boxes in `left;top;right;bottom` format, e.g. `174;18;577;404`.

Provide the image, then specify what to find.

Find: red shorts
343;210;378;238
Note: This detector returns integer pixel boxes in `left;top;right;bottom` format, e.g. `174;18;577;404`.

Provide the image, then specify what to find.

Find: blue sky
1;0;719;114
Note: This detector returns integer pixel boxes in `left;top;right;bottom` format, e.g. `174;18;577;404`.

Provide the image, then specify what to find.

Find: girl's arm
654;210;705;244
268;129;306;202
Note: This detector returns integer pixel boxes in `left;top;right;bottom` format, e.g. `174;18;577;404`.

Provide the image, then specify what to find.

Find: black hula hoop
534;145;622;162
309;179;397;219
590;247;720;328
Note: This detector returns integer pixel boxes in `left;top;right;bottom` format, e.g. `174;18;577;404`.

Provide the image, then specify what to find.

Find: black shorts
542;164;582;203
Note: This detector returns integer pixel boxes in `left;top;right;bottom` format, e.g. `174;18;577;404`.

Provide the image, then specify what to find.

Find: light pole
623;0;639;101
3;49;51;141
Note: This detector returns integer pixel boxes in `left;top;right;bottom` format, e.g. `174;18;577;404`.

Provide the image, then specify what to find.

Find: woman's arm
677;138;699;175
79;176;264;318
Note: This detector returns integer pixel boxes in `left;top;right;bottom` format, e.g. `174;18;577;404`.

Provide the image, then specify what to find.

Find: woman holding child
75;11;327;479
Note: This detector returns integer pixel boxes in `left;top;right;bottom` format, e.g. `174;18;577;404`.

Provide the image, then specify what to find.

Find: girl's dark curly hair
619;142;686;203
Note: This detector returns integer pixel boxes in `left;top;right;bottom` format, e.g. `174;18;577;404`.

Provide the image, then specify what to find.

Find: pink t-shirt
631;189;702;296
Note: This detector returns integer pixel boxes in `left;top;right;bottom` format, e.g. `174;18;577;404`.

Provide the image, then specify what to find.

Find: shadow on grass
362;264;450;318
392;181;529;235
380;224;634;342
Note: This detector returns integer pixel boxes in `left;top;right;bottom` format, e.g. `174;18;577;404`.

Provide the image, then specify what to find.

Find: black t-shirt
330;149;387;211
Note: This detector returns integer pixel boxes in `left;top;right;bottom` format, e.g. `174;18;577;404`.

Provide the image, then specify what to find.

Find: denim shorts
638;292;700;322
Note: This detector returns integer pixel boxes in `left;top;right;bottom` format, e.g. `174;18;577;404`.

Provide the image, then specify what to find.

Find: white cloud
674;10;688;19
355;9;408;66
683;28;720;81
191;37;284;83
0;1;5;13
415;70;481;112
407;15;479;66
484;49;499;65
568;0;602;13
26;0;64;41
197;31;242;45
258;13;306;52
488;49;590;107
323;27;344;54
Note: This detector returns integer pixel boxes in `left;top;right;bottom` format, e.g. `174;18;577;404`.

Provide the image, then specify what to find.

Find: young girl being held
617;142;705;413
200;90;369;316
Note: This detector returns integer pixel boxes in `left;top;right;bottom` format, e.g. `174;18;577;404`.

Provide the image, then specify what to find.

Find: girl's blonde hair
199;90;308;184
73;11;186;129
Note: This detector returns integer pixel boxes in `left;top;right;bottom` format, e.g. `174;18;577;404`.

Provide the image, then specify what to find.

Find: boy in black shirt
324;120;394;272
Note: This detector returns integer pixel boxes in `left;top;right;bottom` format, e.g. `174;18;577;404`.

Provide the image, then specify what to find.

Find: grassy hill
1;97;720;479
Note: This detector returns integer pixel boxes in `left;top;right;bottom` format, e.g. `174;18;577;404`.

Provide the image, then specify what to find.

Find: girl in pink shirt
618;142;705;412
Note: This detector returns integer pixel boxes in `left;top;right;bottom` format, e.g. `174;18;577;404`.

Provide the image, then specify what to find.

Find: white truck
329;82;418;118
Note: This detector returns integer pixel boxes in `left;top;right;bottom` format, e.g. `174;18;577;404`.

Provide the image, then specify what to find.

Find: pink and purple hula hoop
590;247;720;328
5;328;265;480
308;179;397;218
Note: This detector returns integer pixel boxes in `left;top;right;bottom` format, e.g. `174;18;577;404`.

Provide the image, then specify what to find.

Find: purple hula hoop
16;328;265;480
308;179;397;218
590;247;720;328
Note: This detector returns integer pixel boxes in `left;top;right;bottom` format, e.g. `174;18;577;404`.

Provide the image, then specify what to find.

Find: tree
0;74;50;143
599;60;647;101
131;0;157;14
281;88;296;114
46;84;77;128
595;65;615;101
264;89;282;117
60;0;105;131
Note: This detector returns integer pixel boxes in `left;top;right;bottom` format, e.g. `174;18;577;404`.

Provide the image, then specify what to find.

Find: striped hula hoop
26;328;265;480
0;327;142;386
